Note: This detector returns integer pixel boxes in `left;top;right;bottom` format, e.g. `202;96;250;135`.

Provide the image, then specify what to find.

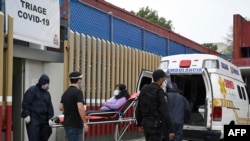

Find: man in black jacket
135;69;174;141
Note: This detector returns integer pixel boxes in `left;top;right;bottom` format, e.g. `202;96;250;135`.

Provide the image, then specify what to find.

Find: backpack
135;84;161;126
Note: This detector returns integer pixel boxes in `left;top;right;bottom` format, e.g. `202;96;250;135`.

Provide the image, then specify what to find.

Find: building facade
67;0;219;56
233;14;250;89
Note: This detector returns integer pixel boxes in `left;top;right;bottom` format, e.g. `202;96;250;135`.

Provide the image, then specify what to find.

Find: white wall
44;63;64;141
44;63;64;117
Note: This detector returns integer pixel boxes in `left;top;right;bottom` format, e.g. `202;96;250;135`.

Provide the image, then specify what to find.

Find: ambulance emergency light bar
159;59;219;69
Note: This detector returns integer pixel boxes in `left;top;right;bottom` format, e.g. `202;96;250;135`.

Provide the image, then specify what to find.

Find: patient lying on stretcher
87;84;130;114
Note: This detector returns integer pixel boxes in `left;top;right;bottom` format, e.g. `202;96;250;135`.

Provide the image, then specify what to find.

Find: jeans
64;127;83;141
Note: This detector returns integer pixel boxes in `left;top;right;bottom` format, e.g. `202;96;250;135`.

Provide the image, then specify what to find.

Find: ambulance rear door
136;70;153;93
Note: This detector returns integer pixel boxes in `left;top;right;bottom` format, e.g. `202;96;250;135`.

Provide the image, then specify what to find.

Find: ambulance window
237;85;243;99
139;77;152;90
241;87;246;100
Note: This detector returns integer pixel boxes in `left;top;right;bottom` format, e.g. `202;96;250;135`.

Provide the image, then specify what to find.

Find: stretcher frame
85;93;138;141
52;93;139;141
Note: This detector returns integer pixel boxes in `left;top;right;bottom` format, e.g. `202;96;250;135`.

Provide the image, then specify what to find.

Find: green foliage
202;43;218;51
223;26;233;55
132;6;174;31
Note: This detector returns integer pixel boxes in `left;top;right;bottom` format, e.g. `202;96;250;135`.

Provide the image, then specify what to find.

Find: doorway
12;58;25;141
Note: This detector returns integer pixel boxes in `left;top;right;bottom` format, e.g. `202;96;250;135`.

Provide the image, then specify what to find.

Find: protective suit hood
37;74;50;87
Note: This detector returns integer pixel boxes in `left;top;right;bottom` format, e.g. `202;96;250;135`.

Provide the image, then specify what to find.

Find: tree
131;6;174;31
222;26;233;55
202;43;218;51
223;17;249;55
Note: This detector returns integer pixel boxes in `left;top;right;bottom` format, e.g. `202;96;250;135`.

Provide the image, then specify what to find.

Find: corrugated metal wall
144;30;168;56
64;30;161;136
70;1;200;57
169;40;186;55
70;2;111;41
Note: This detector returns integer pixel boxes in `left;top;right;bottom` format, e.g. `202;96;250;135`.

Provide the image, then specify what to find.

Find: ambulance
136;54;250;141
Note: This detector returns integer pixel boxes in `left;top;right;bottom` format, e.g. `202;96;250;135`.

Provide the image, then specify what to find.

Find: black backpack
135;84;161;126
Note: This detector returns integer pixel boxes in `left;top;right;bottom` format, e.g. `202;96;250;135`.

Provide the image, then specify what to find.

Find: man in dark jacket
21;74;54;141
164;81;191;141
135;69;174;141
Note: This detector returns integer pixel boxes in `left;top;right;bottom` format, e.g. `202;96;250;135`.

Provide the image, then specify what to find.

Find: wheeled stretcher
52;93;139;141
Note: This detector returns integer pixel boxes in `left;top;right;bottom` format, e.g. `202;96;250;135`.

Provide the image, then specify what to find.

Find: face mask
161;80;167;93
41;83;49;90
113;90;119;96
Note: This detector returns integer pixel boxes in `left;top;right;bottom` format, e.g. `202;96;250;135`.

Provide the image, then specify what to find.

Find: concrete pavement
125;136;145;141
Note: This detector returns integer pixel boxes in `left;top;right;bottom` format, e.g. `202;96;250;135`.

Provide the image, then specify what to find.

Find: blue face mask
113;90;119;96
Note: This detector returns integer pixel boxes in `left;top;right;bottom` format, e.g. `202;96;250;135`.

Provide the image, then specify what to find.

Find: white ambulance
136;54;250;141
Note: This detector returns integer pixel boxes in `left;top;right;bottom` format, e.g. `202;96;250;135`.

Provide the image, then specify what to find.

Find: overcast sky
105;0;249;44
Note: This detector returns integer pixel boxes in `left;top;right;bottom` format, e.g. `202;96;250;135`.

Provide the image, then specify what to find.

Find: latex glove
24;116;31;124
162;80;167;93
169;132;175;141
49;119;53;127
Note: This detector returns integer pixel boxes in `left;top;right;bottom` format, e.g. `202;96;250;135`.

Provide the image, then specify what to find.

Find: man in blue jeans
59;71;89;141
